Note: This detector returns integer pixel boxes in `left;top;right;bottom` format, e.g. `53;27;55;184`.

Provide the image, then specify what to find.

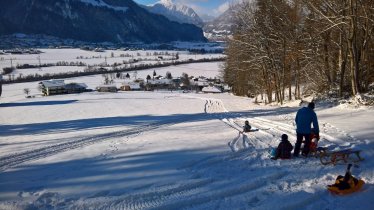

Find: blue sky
133;0;235;17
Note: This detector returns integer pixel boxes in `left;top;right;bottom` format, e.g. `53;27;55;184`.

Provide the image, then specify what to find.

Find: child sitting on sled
242;120;252;133
302;128;320;156
271;134;294;160
328;164;365;194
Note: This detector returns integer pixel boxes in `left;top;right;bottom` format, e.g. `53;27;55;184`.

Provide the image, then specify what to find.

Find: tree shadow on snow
0;100;78;107
0;107;298;137
0;147;223;202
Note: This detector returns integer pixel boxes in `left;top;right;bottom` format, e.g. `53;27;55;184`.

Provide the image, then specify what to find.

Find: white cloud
168;0;242;17
214;2;229;15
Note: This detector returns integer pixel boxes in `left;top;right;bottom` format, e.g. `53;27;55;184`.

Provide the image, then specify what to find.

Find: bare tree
24;88;30;96
224;0;373;102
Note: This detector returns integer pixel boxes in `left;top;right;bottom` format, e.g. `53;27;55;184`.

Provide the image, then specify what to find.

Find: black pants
294;133;311;156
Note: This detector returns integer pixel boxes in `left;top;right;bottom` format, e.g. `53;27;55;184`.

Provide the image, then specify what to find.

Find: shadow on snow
0;107;298;137
0;100;78;107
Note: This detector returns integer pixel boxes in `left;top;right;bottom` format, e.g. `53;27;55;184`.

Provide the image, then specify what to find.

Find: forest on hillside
223;0;374;104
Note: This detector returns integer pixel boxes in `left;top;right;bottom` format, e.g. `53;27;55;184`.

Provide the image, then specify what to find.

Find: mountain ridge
144;0;203;27
0;0;207;44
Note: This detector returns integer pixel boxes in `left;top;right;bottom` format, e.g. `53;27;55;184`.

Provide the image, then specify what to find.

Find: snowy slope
145;0;204;26
0;63;373;209
79;0;128;12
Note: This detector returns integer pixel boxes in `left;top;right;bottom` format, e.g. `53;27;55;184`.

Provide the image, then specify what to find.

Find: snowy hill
144;0;204;27
0;61;373;209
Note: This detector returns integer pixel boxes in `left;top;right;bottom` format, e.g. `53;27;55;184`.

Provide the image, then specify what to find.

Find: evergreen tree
181;73;190;86
166;71;172;79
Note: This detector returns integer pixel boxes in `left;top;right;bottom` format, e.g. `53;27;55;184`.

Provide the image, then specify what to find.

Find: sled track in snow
204;98;228;114
222;118;277;150
0;119;184;172
81;179;214;210
71;171;287;210
248;117;355;149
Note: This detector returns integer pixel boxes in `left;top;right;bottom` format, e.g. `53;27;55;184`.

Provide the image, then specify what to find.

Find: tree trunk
294;58;301;99
338;31;346;97
262;65;272;103
348;0;360;95
323;33;332;88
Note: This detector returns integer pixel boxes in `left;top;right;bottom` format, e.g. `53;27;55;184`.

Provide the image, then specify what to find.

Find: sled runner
241;128;259;133
319;149;364;165
327;164;365;195
309;146;328;157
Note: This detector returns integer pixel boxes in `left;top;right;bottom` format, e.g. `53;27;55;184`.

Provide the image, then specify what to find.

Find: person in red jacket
308;128;320;155
272;134;294;160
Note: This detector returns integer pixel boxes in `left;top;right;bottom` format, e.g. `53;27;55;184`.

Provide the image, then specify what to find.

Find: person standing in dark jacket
294;102;319;157
272;134;293;159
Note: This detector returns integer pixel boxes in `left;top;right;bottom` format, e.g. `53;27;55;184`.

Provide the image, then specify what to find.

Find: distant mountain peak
159;0;173;7
145;0;203;27
203;4;237;41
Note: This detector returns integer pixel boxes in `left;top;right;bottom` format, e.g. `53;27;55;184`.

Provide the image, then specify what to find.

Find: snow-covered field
0;49;224;79
0;62;373;210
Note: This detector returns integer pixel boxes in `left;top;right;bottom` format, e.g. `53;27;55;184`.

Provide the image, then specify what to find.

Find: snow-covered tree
23;88;30;96
166;71;172;79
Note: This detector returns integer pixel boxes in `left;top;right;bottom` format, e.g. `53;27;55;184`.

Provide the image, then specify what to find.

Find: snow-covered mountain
144;0;204;27
203;5;237;41
0;0;206;44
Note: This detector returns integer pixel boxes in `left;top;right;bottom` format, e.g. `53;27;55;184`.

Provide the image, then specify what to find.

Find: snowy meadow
0;49;373;210
0;48;224;82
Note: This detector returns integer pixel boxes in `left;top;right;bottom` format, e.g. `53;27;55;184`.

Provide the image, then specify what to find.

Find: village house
192;77;210;91
202;85;223;93
96;85;118;92
39;80;66;96
121;81;142;91
146;77;174;91
39;80;88;96
65;83;88;94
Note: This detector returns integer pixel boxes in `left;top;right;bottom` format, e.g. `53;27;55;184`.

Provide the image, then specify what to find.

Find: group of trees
16;61;87;69
224;0;374;104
